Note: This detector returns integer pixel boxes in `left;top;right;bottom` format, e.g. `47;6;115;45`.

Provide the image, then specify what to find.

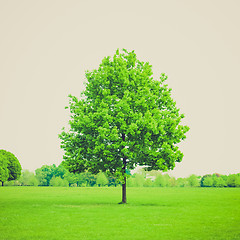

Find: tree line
3;163;240;188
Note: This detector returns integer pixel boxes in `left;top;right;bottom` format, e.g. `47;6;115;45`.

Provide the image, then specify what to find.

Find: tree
227;174;240;187
0;153;8;186
59;49;189;203
133;173;145;187
49;176;69;187
0;150;22;186
154;174;168;187
63;171;77;186
187;174;200;187
202;176;213;187
176;177;189;187
19;170;39;186
96;172;109;187
211;174;226;188
200;174;211;187
35;164;57;186
144;178;153;187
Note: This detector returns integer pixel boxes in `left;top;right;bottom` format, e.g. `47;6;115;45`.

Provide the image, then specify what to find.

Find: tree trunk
1;182;3;187
120;156;127;204
120;134;127;204
121;175;127;203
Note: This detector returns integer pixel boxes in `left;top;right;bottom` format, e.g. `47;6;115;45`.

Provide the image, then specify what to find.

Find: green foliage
0;150;22;185
35;164;57;186
63;172;77;186
187;174;200;187
126;177;135;187
59;49;189;182
227;174;240;187
169;177;177;187
49;176;69;187
19;170;39;186
0;153;9;185
202;176;213;187
154;174;170;187
133;173;145;187
143;178;153;187
176;177;189;187
211;174;226;188
96;172;109;187
76;172;96;187
108;175;120;187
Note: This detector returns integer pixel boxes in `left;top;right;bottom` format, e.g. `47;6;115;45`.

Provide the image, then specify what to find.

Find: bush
143;178;153;187
19;170;39;186
227;174;240;187
202;176;213;187
49;177;69;187
176;178;189;187
187;174;200;187
96;172;108;187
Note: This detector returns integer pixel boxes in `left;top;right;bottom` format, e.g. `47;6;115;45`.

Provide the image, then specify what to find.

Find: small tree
35;164;57;186
227;174;240;187
96;172;108;187
187;174;200;187
0;150;21;186
19;170;39;186
50;176;69;187
0;154;8;186
202;176;213;187
144;178;153;187
59;49;189;203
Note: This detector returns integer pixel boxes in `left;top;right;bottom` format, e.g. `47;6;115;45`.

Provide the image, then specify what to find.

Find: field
0;187;239;240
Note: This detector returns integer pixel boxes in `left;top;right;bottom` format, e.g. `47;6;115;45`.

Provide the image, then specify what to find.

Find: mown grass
0;187;239;240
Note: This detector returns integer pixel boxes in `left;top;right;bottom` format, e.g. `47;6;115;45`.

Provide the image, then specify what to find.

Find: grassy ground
0;187;239;240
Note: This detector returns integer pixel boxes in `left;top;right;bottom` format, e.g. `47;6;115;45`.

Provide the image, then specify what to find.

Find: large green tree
0;150;22;186
59;49;189;203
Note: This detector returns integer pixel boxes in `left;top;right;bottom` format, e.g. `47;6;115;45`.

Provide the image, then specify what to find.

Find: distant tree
63;171;77;186
129;173;144;187
202;176;213;187
0;150;21;186
176;177;188;187
154;174;165;187
200;174;212;187
19;170;39;186
126;177;135;187
214;177;226;188
59;49;189;203
76;172;97;187
35;164;57;186
211;174;226;188
187;174;200;187
54;164;68;179
154;174;170;187
0;153;9;186
96;172;109;187
227;174;240;187
144;178;153;187
169;177;177;187
49;176;69;187
108;175;120;187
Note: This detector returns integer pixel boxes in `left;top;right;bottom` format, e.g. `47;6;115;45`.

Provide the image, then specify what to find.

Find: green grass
0;187;239;240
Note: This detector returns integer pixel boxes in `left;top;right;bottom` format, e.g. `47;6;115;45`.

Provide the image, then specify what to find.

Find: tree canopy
59;49;189;202
0;149;22;186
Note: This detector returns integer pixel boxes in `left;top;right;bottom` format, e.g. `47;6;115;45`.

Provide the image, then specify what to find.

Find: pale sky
0;0;239;178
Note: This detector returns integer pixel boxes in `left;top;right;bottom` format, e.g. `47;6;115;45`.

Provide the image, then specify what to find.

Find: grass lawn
0;187;239;240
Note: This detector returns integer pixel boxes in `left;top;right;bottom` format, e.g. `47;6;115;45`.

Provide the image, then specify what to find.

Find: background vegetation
3;164;240;188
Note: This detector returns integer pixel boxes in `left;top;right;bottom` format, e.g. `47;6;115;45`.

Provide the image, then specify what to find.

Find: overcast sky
0;0;239;177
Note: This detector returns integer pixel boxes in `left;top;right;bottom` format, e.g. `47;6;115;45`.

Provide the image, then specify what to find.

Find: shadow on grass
53;202;175;208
